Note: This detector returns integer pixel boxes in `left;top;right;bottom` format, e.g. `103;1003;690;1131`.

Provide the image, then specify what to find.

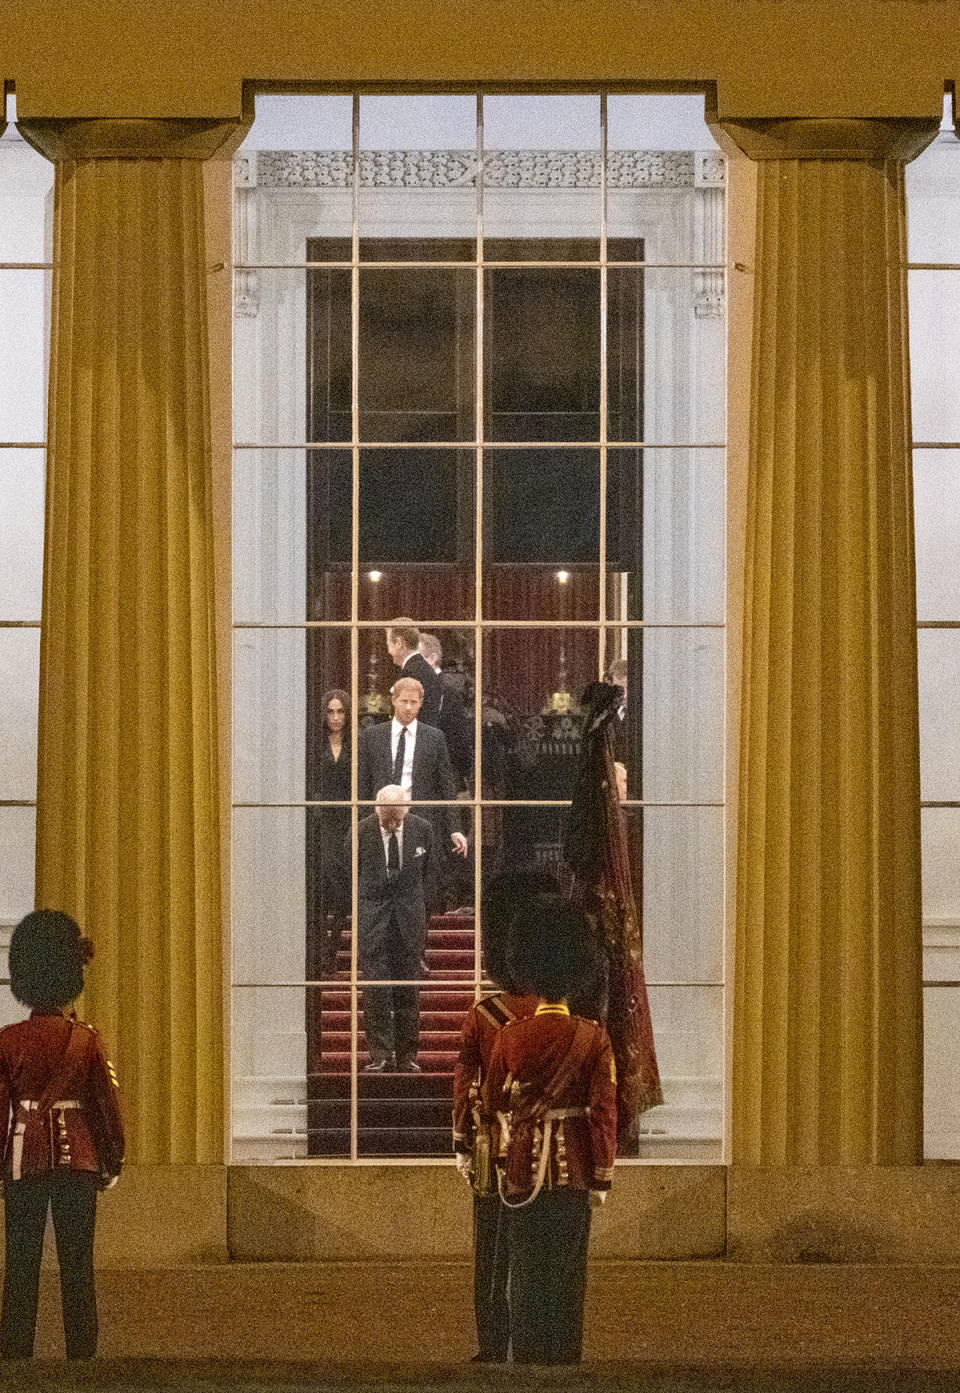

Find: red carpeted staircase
307;913;477;1156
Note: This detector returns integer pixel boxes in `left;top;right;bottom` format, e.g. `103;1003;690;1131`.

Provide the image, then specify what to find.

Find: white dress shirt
390;717;417;794
379;819;404;870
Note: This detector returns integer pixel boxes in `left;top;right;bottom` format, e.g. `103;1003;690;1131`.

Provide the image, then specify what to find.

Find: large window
906;96;960;1159
231;92;726;1162
0;96;51;1024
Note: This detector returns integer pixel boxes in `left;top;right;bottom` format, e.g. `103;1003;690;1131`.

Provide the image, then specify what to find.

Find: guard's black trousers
509;1188;592;1365
473;1193;511;1361
1;1174;98;1359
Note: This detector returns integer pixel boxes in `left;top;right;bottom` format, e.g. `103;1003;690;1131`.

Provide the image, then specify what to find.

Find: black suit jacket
357;719;462;843
352;812;434;958
435;675;474;787
397;651;442;726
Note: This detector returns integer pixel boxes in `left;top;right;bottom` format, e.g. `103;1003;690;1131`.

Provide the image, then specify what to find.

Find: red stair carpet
307;913;476;1156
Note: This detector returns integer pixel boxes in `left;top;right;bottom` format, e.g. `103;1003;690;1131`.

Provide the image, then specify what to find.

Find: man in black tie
353;785;435;1073
358;676;469;862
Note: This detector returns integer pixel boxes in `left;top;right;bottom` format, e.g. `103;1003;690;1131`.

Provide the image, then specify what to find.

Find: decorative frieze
241;148;722;191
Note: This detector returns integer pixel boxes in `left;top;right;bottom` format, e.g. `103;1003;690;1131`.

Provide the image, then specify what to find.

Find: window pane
233;628;306;805
914;449;960;620
640;627;725;804
0;132;53;262
232;984;310;1162
358;270;475;441
607;446;725;624
359;95;476;259
910;270;960;442
922;808;960;921
919;631;960;803
906;132;960;265
0;449;44;621
482;449;601;622
638;805;724;984
234;268;311;445
484;267;600;440
482;627;599;752
607;94;720;154
0;271;47;441
482;95;600;259
0;807;35;923
609;268;726;446
235;95;353;269
0;629;38;799
639;985;722;1160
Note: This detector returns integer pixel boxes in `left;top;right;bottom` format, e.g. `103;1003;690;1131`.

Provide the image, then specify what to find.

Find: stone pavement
4;1260;960;1387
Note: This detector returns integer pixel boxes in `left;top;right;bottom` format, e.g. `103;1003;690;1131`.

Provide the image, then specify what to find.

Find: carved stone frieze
241;147;722;190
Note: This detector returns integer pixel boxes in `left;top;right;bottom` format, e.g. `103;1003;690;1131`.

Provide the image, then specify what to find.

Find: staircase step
319;1010;469;1032
320;1030;461;1053
307;1098;453;1128
311;990;476;1012
318;1051;459;1073
308;1072;454;1099
422;930;476;949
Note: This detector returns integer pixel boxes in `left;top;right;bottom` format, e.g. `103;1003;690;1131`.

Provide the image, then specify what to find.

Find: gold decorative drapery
717;116;939;1165
20;116;245;1163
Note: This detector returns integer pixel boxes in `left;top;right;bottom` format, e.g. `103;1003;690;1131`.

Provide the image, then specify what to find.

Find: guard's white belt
10;1101;81;1180
18;1099;80;1110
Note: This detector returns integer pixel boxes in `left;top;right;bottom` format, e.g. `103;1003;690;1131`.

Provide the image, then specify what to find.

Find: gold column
18;116;245;1163
718;116;939;1165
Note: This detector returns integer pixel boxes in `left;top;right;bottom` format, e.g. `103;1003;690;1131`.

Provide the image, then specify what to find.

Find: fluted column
720;116;939;1165
18;116;244;1163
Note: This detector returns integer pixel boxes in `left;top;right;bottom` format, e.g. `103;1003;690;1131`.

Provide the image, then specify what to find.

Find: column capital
16;115;249;162
711;115;939;164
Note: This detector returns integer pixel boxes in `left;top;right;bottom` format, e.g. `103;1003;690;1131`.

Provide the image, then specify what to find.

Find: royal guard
482;894;617;1366
452;869;558;1363
0;910;124;1360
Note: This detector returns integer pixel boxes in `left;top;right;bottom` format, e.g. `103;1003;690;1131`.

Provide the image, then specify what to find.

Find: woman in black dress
314;688;352;974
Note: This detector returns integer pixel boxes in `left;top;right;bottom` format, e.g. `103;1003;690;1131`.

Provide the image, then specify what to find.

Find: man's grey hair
375;784;409;806
418;632;442;666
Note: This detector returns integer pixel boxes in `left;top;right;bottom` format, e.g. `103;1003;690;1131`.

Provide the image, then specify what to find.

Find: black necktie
387;831;400;881
392;727;406;785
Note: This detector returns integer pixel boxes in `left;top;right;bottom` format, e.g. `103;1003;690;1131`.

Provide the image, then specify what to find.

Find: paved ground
5;1260;960;1387
4;1365;960;1392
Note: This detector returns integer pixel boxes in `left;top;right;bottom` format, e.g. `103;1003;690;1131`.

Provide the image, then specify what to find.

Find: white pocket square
415;846;426;857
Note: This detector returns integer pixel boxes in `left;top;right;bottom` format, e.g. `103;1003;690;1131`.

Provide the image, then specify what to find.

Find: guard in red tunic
482;895;616;1365
452;871;557;1362
0;911;124;1360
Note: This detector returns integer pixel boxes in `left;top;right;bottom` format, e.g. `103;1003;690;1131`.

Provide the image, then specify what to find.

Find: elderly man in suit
354;785;435;1073
358;675;469;862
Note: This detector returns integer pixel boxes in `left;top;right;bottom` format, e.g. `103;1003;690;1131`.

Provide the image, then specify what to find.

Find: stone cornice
241;147;724;191
17;116;251;162
713;116;939;164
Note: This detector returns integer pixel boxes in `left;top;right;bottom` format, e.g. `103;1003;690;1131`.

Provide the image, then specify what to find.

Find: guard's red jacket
0;1009;125;1182
482;1004;617;1193
452;991;537;1155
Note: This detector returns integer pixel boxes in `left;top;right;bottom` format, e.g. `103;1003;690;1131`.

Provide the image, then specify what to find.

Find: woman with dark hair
0;909;124;1360
314;688;352;975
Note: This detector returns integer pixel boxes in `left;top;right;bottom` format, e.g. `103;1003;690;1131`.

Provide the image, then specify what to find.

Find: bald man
352;785;436;1072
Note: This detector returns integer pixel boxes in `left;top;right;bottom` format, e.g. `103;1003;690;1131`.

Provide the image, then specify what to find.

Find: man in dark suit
417;631;475;790
358;675;469;861
385;618;442;726
354;785;434;1073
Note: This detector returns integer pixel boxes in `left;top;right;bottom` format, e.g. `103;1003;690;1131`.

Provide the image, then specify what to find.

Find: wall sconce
368;570;382;583
556;570;570;584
